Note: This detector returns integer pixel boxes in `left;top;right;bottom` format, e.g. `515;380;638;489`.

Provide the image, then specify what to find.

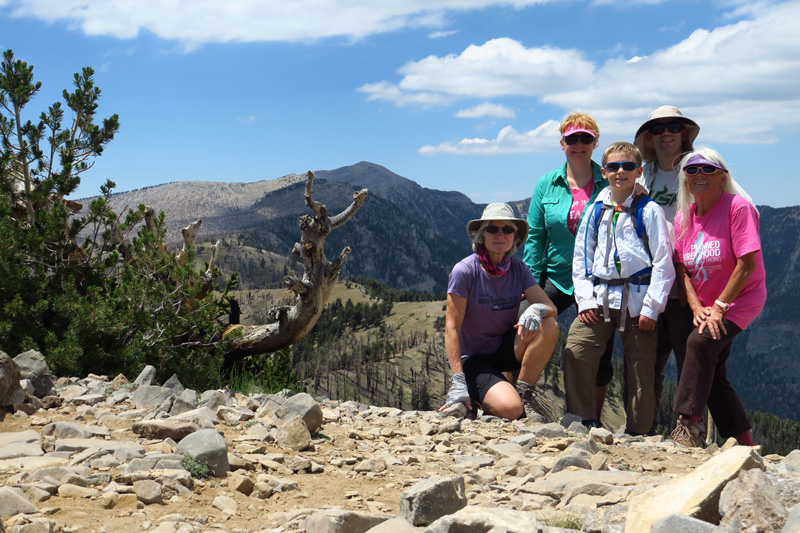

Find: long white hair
675;147;757;240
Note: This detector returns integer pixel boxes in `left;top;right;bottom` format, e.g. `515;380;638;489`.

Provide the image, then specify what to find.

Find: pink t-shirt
674;192;766;329
568;179;594;235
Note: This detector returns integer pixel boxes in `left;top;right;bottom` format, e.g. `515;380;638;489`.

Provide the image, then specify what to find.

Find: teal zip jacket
523;161;606;295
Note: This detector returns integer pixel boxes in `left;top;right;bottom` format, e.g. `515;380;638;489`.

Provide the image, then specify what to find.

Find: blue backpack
584;195;654;280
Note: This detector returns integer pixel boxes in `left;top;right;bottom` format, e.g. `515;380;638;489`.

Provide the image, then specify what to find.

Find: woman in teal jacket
523;112;610;424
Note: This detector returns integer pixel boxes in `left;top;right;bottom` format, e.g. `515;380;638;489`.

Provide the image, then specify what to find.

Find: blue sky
1;0;798;207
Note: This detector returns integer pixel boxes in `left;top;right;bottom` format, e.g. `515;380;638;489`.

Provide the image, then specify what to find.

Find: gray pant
564;308;657;434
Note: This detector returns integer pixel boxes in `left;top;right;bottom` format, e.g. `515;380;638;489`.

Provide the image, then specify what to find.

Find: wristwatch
714;299;731;312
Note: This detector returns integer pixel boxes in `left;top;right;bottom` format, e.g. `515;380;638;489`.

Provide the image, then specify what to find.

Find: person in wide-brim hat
632;104;700;438
466;203;529;252
634;105;699;164
441;202;559;423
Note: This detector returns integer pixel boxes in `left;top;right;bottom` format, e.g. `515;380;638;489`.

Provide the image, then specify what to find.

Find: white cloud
236;115;256;124
419;120;559;154
359;38;595;106
543;1;800;128
455;102;516;118
3;0;557;47
429;30;459;39
391;1;800;154
358;81;452;107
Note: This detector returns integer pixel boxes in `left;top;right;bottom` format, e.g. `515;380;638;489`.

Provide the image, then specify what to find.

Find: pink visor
563;126;596;137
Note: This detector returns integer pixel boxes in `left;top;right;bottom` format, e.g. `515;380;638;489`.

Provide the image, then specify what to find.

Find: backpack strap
629;195;654;263
585;195;656;332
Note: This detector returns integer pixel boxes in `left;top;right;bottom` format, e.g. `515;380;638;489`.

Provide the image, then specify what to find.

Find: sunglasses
485;225;516;235
649;122;684;136
685;165;723;175
563;133;595;145
604;161;640;172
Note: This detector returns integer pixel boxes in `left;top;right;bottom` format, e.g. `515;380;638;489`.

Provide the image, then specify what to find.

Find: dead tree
223;171;368;369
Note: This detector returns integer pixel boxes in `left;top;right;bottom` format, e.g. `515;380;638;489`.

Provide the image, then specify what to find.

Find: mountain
81;165;481;293
81;162;800;422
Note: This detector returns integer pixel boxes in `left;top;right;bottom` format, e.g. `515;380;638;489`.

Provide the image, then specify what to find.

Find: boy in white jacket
564;142;675;434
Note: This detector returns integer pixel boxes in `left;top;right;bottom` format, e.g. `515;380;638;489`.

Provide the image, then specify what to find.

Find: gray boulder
781;450;800;473
13;350;55;398
134;479;163;505
651;513;716;532
425;506;538;532
274;392;323;432
719;468;787;532
41;421;109;440
176;429;229;477
133;365;157;387
0;351;22;406
199;389;235;411
130;385;173;409
162;373;185;394
301;509;387;533
399;476;466;526
131;419;200;441
783;503;800;533
274;416;312;452
0;486;39;516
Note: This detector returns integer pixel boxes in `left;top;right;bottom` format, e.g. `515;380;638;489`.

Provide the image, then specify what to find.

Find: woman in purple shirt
441;203;559;421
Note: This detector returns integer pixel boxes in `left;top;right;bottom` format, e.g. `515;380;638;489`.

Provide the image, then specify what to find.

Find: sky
1;0;798;207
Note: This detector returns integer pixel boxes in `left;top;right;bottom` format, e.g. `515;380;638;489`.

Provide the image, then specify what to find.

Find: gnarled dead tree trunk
223;171;368;369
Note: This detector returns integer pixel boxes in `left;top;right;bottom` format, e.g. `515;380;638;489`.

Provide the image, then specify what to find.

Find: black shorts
462;328;520;405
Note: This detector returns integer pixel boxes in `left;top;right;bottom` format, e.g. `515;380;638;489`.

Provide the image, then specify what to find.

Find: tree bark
223;171;367;368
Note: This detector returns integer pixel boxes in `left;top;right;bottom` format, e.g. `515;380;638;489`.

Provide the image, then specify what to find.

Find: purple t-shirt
447;254;537;358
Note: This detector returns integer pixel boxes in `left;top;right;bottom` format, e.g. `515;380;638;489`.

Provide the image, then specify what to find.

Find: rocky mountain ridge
2;350;800;532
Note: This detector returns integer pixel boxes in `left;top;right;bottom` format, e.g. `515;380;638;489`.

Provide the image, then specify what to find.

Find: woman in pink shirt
670;148;766;448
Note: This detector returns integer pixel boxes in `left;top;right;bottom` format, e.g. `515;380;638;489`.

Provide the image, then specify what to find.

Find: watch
714;299;730;312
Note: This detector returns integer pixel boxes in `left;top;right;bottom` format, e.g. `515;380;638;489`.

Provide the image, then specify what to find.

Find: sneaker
670;417;703;448
516;381;559;423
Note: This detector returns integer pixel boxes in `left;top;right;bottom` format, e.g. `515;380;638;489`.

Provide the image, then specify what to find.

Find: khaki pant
564;309;657;434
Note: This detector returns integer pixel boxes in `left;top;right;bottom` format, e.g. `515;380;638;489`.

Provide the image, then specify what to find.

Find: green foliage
291;297;393;366
538;510;583;530
0;49;234;390
411;380;431;411
181;454;210;480
227;348;304;395
745;410;800;456
347;276;445;302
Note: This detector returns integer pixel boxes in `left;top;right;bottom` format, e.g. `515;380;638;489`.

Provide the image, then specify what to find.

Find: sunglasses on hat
649;122;684;136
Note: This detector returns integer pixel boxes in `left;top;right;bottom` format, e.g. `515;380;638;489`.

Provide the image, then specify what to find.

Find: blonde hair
675;147;756;239
559;112;599;140
602;142;642;166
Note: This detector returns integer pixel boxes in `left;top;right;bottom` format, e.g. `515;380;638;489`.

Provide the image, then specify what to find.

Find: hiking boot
670;417;703;448
516;381;559;423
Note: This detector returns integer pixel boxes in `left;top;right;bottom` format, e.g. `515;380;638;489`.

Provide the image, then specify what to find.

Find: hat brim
466;217;529;249
634;117;700;163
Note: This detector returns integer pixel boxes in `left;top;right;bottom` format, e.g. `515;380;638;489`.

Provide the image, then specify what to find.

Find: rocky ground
1;352;800;533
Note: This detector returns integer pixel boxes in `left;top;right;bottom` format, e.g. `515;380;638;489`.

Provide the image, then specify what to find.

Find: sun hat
467;203;528;248
682;154;728;173
634;105;700;163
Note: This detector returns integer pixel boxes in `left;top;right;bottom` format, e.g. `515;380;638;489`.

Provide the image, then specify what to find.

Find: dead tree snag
223;171;368;369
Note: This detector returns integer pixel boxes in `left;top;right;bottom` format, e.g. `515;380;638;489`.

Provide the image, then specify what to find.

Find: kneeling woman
441;203;559;421
671;149;765;447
